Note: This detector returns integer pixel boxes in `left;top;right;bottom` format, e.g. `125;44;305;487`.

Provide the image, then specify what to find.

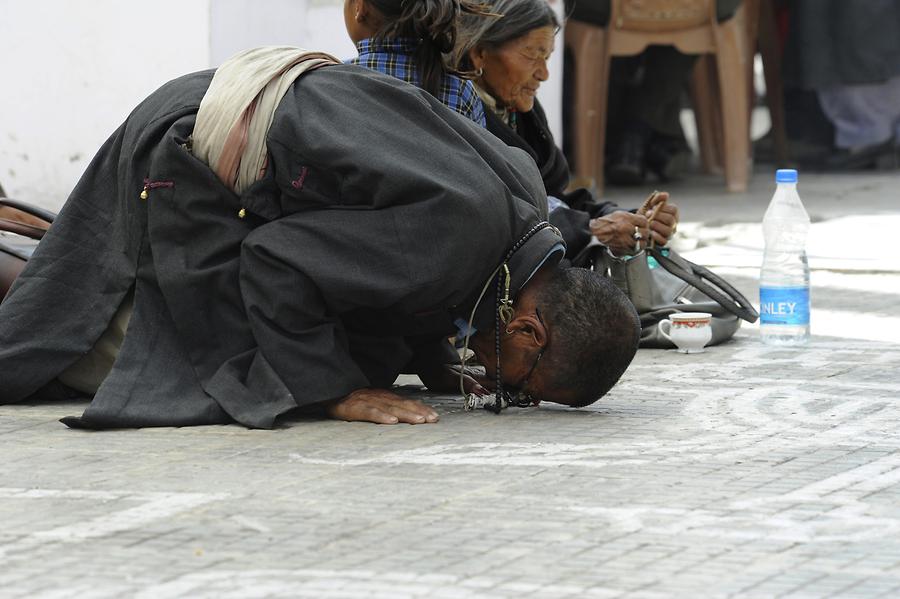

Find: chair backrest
613;0;714;31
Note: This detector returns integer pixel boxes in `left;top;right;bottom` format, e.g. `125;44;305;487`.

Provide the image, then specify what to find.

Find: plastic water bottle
759;169;811;345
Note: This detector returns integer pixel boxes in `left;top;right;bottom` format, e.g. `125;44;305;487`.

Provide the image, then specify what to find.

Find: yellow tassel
238;208;246;219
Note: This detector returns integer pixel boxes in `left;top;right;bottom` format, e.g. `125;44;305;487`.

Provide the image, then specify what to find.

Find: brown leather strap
1;246;27;300
0;200;53;300
0;198;56;225
0;217;47;240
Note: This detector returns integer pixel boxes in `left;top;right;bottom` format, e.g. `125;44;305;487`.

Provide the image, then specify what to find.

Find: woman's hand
326;388;439;425
640;191;679;247
589;192;681;255
589;211;650;256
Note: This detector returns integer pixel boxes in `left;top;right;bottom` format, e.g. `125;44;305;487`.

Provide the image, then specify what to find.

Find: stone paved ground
2;172;900;598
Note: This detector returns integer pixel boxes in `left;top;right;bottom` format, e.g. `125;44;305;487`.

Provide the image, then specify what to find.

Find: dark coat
0;65;558;429
483;100;619;259
784;0;900;89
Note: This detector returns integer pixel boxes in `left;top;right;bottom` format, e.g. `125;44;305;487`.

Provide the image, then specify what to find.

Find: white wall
1;0;563;212
212;0;311;65
0;0;212;210
543;0;566;144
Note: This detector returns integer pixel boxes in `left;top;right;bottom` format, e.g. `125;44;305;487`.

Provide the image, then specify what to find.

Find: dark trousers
562;0;742;155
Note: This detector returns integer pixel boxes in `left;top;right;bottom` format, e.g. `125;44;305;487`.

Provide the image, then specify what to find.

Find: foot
817;139;898;171
645;135;691;182
607;129;648;186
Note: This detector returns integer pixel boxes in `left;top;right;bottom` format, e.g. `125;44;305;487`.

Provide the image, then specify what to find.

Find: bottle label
759;287;810;325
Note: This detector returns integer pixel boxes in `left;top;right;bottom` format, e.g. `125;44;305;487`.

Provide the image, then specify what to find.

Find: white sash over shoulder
193;46;340;194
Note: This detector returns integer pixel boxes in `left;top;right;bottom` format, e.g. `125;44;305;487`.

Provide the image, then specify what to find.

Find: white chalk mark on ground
130;568;641;599
568;504;900;544
734;454;900;506
570;455;900;544
289;442;647;468
0;488;227;558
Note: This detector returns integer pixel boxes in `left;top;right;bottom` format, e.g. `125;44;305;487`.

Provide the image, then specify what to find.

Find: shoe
816;139;898;172
645;135;691;182
607;129;648;186
753;130;832;167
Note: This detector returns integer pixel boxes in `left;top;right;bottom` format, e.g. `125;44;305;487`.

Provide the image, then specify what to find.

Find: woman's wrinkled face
472;25;556;113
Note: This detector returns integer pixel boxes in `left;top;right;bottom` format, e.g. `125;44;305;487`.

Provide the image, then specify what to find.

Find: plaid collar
355;37;419;58
348;37;487;128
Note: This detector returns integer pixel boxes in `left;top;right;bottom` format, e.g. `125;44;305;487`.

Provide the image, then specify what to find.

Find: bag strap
0;218;47;240
0;198;56;224
0;199;55;240
649;247;759;323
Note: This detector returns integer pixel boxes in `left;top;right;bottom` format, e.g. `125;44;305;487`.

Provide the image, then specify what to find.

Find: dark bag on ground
574;239;759;348
1;198;55;300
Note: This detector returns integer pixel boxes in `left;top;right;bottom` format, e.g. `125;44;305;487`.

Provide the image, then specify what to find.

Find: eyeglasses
502;308;546;408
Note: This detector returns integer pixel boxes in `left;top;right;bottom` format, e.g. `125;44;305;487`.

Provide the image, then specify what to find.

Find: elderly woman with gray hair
450;0;679;259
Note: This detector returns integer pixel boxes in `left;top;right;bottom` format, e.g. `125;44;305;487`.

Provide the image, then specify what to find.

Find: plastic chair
692;0;788;173
565;0;752;194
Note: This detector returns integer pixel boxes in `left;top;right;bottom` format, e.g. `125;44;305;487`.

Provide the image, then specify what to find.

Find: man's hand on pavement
326;388;439;425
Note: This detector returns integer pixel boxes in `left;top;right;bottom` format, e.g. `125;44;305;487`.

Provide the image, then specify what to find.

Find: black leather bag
575;239;759;348
1;198;55;300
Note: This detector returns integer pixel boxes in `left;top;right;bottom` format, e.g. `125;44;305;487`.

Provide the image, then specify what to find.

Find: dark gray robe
0;64;558;429
784;0;900;90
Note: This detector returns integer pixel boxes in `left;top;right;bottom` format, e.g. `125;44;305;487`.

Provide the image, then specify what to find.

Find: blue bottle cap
776;169;798;183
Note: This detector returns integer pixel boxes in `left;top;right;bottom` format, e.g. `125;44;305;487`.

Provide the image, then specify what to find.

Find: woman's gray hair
449;0;560;72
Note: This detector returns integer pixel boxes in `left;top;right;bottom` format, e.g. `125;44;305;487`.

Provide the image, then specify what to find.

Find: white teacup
659;312;713;353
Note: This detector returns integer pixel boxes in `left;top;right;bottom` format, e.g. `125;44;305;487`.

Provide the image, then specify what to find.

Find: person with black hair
451;0;679;260
0;47;640;428
468;264;640;409
345;0;487;126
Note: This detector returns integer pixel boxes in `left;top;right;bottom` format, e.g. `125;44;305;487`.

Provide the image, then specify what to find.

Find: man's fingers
378;397;439;424
340;401;389;423
384;404;431;424
327;389;439;425
365;405;400;425
328;400;397;424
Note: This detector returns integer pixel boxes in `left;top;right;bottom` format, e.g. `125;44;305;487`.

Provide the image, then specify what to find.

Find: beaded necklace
459;221;554;413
